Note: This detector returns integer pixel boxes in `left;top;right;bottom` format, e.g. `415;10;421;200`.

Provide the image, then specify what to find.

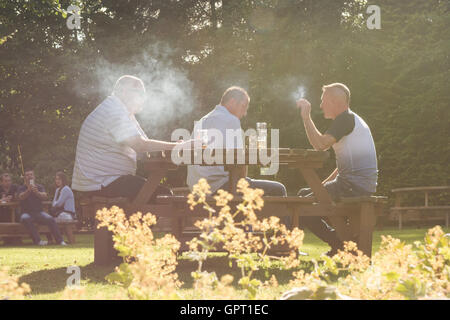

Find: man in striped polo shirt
296;83;378;256
72;75;189;203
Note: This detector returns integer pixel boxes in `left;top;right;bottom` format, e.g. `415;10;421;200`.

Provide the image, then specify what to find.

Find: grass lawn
1;225;448;300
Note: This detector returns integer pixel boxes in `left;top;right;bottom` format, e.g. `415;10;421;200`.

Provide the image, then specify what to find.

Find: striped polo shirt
72;95;147;192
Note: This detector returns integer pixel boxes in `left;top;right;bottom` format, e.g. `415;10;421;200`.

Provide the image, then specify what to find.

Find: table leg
133;166;170;205
358;202;377;258
226;165;245;195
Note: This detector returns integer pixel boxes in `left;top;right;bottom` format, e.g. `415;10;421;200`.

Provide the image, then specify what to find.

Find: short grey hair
220;86;250;105
112;75;145;95
322;83;351;106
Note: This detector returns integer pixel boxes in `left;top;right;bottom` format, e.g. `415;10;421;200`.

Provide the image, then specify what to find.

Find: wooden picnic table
90;148;386;264
0;200;77;244
0;201;19;222
390;186;450;229
137;148;381;250
0;201;53;223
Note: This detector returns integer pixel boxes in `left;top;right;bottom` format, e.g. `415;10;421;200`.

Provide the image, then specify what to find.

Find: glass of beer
256;122;267;149
198;129;209;149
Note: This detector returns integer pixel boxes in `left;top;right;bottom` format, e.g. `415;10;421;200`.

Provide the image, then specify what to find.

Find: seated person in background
1;173;20;244
17;169;66;246
296;83;378;256
187;86;287;196
0;173;18;205
50;171;76;222
1;173;19;224
72;75;191;205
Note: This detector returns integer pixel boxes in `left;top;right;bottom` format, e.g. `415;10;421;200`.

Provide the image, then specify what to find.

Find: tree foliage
1;0;448;197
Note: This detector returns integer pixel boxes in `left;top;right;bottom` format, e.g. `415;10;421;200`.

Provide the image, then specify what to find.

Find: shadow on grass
176;254;315;289
19;263;116;296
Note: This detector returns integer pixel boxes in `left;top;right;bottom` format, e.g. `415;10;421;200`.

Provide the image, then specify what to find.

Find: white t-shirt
187;105;244;193
72;95;147;191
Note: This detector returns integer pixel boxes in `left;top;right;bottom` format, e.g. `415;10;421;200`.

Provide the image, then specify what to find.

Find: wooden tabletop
0;201;19;207
143;148;329;166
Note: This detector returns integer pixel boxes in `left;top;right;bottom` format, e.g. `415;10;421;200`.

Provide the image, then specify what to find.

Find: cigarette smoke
292;85;306;101
76;43;196;139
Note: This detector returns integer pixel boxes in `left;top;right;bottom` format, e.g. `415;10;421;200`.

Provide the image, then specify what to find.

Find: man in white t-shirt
72;75;190;203
187;86;286;196
296;83;378;256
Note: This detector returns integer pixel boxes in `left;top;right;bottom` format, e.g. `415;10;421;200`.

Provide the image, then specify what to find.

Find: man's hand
30;185;39;194
296;98;312;119
176;139;197;150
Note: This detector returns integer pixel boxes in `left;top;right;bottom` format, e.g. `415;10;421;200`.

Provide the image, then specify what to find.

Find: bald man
296;83;378;256
72;75;191;204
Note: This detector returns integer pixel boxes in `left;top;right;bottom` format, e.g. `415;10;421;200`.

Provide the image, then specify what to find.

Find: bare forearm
303;116;325;150
36;192;48;200
128;136;178;153
18;191;30;201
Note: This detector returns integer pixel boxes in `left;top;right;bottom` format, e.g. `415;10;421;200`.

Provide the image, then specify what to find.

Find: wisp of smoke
292;85;306;101
80;44;196;139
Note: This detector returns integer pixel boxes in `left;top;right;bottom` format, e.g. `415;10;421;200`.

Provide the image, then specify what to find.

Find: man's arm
31;185;47;200
124;135;185;153
297;99;336;151
17;187;31;201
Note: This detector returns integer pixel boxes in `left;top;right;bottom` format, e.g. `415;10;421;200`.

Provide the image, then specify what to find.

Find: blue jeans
220;177;287;197
297;176;372;200
20;212;63;244
297;177;373;252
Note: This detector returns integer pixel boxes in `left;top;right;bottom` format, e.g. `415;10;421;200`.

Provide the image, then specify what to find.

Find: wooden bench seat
155;194;387;257
0;221;78;244
86;193;387;264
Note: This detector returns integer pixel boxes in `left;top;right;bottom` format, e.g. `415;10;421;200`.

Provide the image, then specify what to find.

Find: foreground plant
287;227;450;300
96;206;182;299
186;178;304;299
0;267;30;300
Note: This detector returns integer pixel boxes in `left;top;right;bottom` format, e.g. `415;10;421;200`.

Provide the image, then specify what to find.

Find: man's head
320;83;351;119
112;75;146;114
1;173;12;189
24;169;35;185
55;171;68;188
220;86;250;119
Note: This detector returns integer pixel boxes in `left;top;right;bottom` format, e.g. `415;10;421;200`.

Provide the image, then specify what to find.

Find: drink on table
198;129;209;149
256;122;267;149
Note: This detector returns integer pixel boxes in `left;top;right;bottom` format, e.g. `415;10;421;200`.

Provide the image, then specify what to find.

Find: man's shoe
59;241;68;246
38;240;48;246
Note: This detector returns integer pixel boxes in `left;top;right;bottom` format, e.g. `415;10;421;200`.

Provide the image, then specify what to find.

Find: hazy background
1;0;448;201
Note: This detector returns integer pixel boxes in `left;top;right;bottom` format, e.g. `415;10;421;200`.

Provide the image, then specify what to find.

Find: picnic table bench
390;186;450;229
0;201;78;244
80;148;387;265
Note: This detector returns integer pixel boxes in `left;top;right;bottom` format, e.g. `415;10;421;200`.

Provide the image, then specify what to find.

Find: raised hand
296;98;312;119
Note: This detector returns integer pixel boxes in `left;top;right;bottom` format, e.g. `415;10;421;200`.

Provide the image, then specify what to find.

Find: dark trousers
87;175;173;211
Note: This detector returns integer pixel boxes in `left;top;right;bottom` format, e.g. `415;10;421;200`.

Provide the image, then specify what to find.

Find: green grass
1;226;449;300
